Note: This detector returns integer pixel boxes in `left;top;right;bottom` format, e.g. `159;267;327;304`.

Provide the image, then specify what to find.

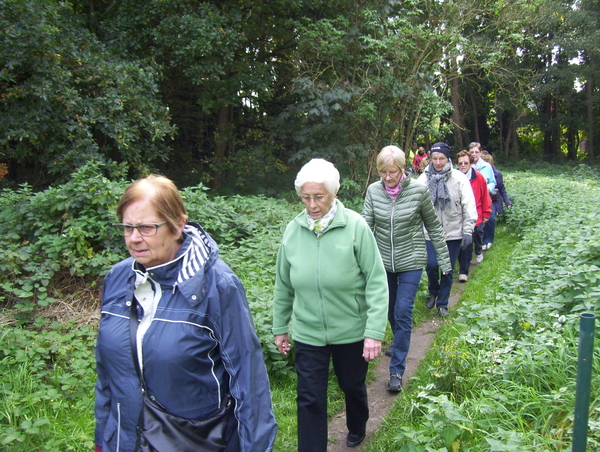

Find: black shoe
426;296;436;309
387;373;402;393
438;307;449;317
346;432;366;447
384;346;393;357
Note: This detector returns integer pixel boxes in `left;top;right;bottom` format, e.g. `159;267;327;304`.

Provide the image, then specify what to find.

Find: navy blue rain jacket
94;223;277;452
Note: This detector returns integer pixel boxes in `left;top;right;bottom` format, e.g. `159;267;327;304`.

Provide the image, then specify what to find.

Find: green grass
362;225;526;452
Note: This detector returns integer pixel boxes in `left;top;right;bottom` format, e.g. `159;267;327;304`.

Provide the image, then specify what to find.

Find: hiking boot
387;374;403;393
346;432;366;447
426;295;436;309
459;274;468;283
438;307;449;317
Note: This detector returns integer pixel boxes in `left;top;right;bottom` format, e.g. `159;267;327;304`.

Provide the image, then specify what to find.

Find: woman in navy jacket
94;175;276;452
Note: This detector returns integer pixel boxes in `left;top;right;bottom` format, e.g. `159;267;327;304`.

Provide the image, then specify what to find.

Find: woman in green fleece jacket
363;146;451;393
273;158;388;452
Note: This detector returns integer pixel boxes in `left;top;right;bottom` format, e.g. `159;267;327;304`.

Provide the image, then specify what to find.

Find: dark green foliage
0;162;129;317
0;161;299;373
0;0;176;183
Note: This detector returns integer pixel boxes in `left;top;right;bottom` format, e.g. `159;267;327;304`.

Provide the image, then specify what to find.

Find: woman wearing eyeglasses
362;146;450;394
94;175;276;452
273;159;388;451
456;151;492;282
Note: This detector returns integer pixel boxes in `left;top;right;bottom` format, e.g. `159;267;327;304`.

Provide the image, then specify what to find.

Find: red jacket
413;153;428;173
467;169;492;226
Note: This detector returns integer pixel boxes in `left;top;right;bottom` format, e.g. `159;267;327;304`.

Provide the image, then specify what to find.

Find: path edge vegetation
0;162;599;451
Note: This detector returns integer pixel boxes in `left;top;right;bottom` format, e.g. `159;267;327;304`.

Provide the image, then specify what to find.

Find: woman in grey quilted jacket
363;146;451;393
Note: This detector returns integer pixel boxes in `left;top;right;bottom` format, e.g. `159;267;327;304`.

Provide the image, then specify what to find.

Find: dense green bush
0;161;298;366
0;162;129;318
0;161;303;449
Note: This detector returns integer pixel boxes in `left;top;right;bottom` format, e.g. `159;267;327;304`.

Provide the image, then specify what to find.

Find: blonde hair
117;175;188;236
481;152;494;166
376;145;406;172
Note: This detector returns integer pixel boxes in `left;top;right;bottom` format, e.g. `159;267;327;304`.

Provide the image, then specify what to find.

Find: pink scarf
384;173;406;200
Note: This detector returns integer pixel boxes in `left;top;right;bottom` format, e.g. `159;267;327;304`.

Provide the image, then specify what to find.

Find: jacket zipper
315;238;330;344
389;199;396;273
116;402;121;452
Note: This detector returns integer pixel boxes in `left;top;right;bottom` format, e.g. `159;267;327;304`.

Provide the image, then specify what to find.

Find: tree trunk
567;126;577;160
210;104;231;190
510;119;519;160
469;90;480;144
586;75;595;160
450;59;464;149
503;111;511;158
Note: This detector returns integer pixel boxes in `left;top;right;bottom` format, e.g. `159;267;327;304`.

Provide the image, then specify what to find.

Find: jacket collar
130;222;219;307
294;199;347;232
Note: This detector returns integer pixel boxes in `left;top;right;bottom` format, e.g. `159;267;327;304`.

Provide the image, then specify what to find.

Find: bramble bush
0;161;300;449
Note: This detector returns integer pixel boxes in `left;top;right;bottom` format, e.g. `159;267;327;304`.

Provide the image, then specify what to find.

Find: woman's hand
275;334;292;355
362;338;382;362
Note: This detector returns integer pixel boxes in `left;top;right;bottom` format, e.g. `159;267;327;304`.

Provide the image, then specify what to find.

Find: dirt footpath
326;283;465;451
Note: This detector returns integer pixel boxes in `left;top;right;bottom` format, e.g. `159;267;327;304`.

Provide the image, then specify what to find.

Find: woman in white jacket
417;142;477;316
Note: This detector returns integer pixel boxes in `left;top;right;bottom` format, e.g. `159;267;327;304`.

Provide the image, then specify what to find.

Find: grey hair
294;158;340;196
468;142;482;151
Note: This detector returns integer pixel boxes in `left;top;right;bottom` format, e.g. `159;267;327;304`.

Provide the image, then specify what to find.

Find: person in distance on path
456;151;491;282
481;152;512;250
417;143;477;317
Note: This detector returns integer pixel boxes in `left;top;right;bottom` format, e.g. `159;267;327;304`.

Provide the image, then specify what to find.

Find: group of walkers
93;144;511;452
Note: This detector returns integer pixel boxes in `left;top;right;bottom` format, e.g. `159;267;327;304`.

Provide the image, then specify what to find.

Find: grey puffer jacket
363;176;452;274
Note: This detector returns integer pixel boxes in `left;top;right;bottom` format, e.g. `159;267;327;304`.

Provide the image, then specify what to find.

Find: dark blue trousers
294;340;368;452
426;239;461;309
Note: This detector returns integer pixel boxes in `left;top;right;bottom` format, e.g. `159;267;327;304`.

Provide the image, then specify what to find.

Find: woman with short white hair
273;158;388;451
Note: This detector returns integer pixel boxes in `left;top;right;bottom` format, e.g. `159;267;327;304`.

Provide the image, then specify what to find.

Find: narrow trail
326;278;468;451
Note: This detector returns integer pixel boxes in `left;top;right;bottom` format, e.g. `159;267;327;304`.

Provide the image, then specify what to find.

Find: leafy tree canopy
0;0;176;185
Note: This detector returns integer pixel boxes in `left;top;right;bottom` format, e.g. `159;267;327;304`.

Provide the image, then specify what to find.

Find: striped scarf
177;224;211;284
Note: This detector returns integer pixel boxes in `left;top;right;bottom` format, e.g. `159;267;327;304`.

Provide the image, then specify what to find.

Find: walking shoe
486;242;492;250
438;307;449;317
481;243;488;251
458;274;468;283
384;346;393;357
346;432;366;447
387;374;403;393
476;253;484;263
426;295;436;309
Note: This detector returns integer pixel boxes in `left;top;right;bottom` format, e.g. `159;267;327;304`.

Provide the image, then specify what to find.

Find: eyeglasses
300;194;328;203
378;170;401;177
113;222;167;237
457;161;470;166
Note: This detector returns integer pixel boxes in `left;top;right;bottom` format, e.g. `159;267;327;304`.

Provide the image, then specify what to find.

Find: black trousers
294;340;369;452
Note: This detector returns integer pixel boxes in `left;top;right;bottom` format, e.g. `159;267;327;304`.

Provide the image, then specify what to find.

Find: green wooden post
572;312;596;452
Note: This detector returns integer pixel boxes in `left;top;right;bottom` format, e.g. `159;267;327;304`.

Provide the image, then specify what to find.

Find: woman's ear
177;216;188;234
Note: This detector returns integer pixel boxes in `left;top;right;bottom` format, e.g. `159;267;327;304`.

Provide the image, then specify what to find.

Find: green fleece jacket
363;177;452;274
272;200;388;346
